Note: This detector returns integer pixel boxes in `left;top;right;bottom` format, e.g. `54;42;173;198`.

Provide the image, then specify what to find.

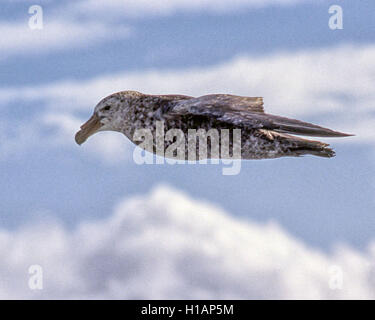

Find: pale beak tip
75;113;102;146
75;130;85;146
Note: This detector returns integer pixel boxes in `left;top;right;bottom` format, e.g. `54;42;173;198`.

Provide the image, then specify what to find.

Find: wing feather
168;94;352;137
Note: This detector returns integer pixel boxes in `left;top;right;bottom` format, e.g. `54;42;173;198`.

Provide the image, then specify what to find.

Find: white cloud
0;185;374;299
0;20;130;58
71;0;313;17
1;0;309;58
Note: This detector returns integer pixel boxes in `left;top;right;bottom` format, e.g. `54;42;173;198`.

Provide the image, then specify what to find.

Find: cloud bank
1;0;311;59
2;44;372;119
0;185;374;299
0;20;130;59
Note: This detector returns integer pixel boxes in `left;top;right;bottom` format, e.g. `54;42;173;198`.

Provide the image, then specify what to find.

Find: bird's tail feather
291;137;335;158
293;144;335;158
273;131;336;158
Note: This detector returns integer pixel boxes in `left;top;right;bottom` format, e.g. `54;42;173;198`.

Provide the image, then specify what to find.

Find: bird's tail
276;132;336;158
293;142;335;158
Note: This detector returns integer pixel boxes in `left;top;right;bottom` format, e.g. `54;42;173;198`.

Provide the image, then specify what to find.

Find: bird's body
75;91;352;160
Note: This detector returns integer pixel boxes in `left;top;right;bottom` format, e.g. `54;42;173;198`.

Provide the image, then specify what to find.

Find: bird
75;91;352;160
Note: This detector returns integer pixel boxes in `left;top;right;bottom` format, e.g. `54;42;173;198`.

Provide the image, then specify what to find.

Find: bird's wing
168;94;351;137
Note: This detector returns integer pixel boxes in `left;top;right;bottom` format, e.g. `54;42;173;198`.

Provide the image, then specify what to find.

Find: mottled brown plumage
75;91;352;160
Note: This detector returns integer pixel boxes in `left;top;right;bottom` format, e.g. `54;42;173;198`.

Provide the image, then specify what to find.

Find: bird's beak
75;114;103;145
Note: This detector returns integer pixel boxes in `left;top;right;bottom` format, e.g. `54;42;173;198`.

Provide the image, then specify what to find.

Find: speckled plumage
75;91;352;160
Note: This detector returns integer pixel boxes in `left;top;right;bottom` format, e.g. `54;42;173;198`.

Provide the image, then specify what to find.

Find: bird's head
75;91;143;145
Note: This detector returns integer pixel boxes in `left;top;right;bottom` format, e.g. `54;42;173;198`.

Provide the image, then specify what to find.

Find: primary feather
170;94;352;138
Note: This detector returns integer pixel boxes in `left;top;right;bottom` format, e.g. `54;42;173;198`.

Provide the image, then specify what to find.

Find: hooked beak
75;114;103;145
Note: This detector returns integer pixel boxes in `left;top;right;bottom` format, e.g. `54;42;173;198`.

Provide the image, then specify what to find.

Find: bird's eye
103;105;111;111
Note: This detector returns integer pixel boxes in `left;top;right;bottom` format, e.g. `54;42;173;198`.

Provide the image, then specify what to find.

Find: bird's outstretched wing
168;94;351;137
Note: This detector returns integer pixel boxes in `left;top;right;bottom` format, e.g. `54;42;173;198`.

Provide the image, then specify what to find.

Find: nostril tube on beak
75;113;103;145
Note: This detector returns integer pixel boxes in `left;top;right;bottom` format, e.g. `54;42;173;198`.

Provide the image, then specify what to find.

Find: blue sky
1;0;375;299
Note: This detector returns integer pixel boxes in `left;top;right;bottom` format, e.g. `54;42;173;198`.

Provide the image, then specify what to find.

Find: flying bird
75;91;352;160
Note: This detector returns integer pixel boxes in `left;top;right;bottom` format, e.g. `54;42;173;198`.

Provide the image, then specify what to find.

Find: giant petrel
75;91;352;159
